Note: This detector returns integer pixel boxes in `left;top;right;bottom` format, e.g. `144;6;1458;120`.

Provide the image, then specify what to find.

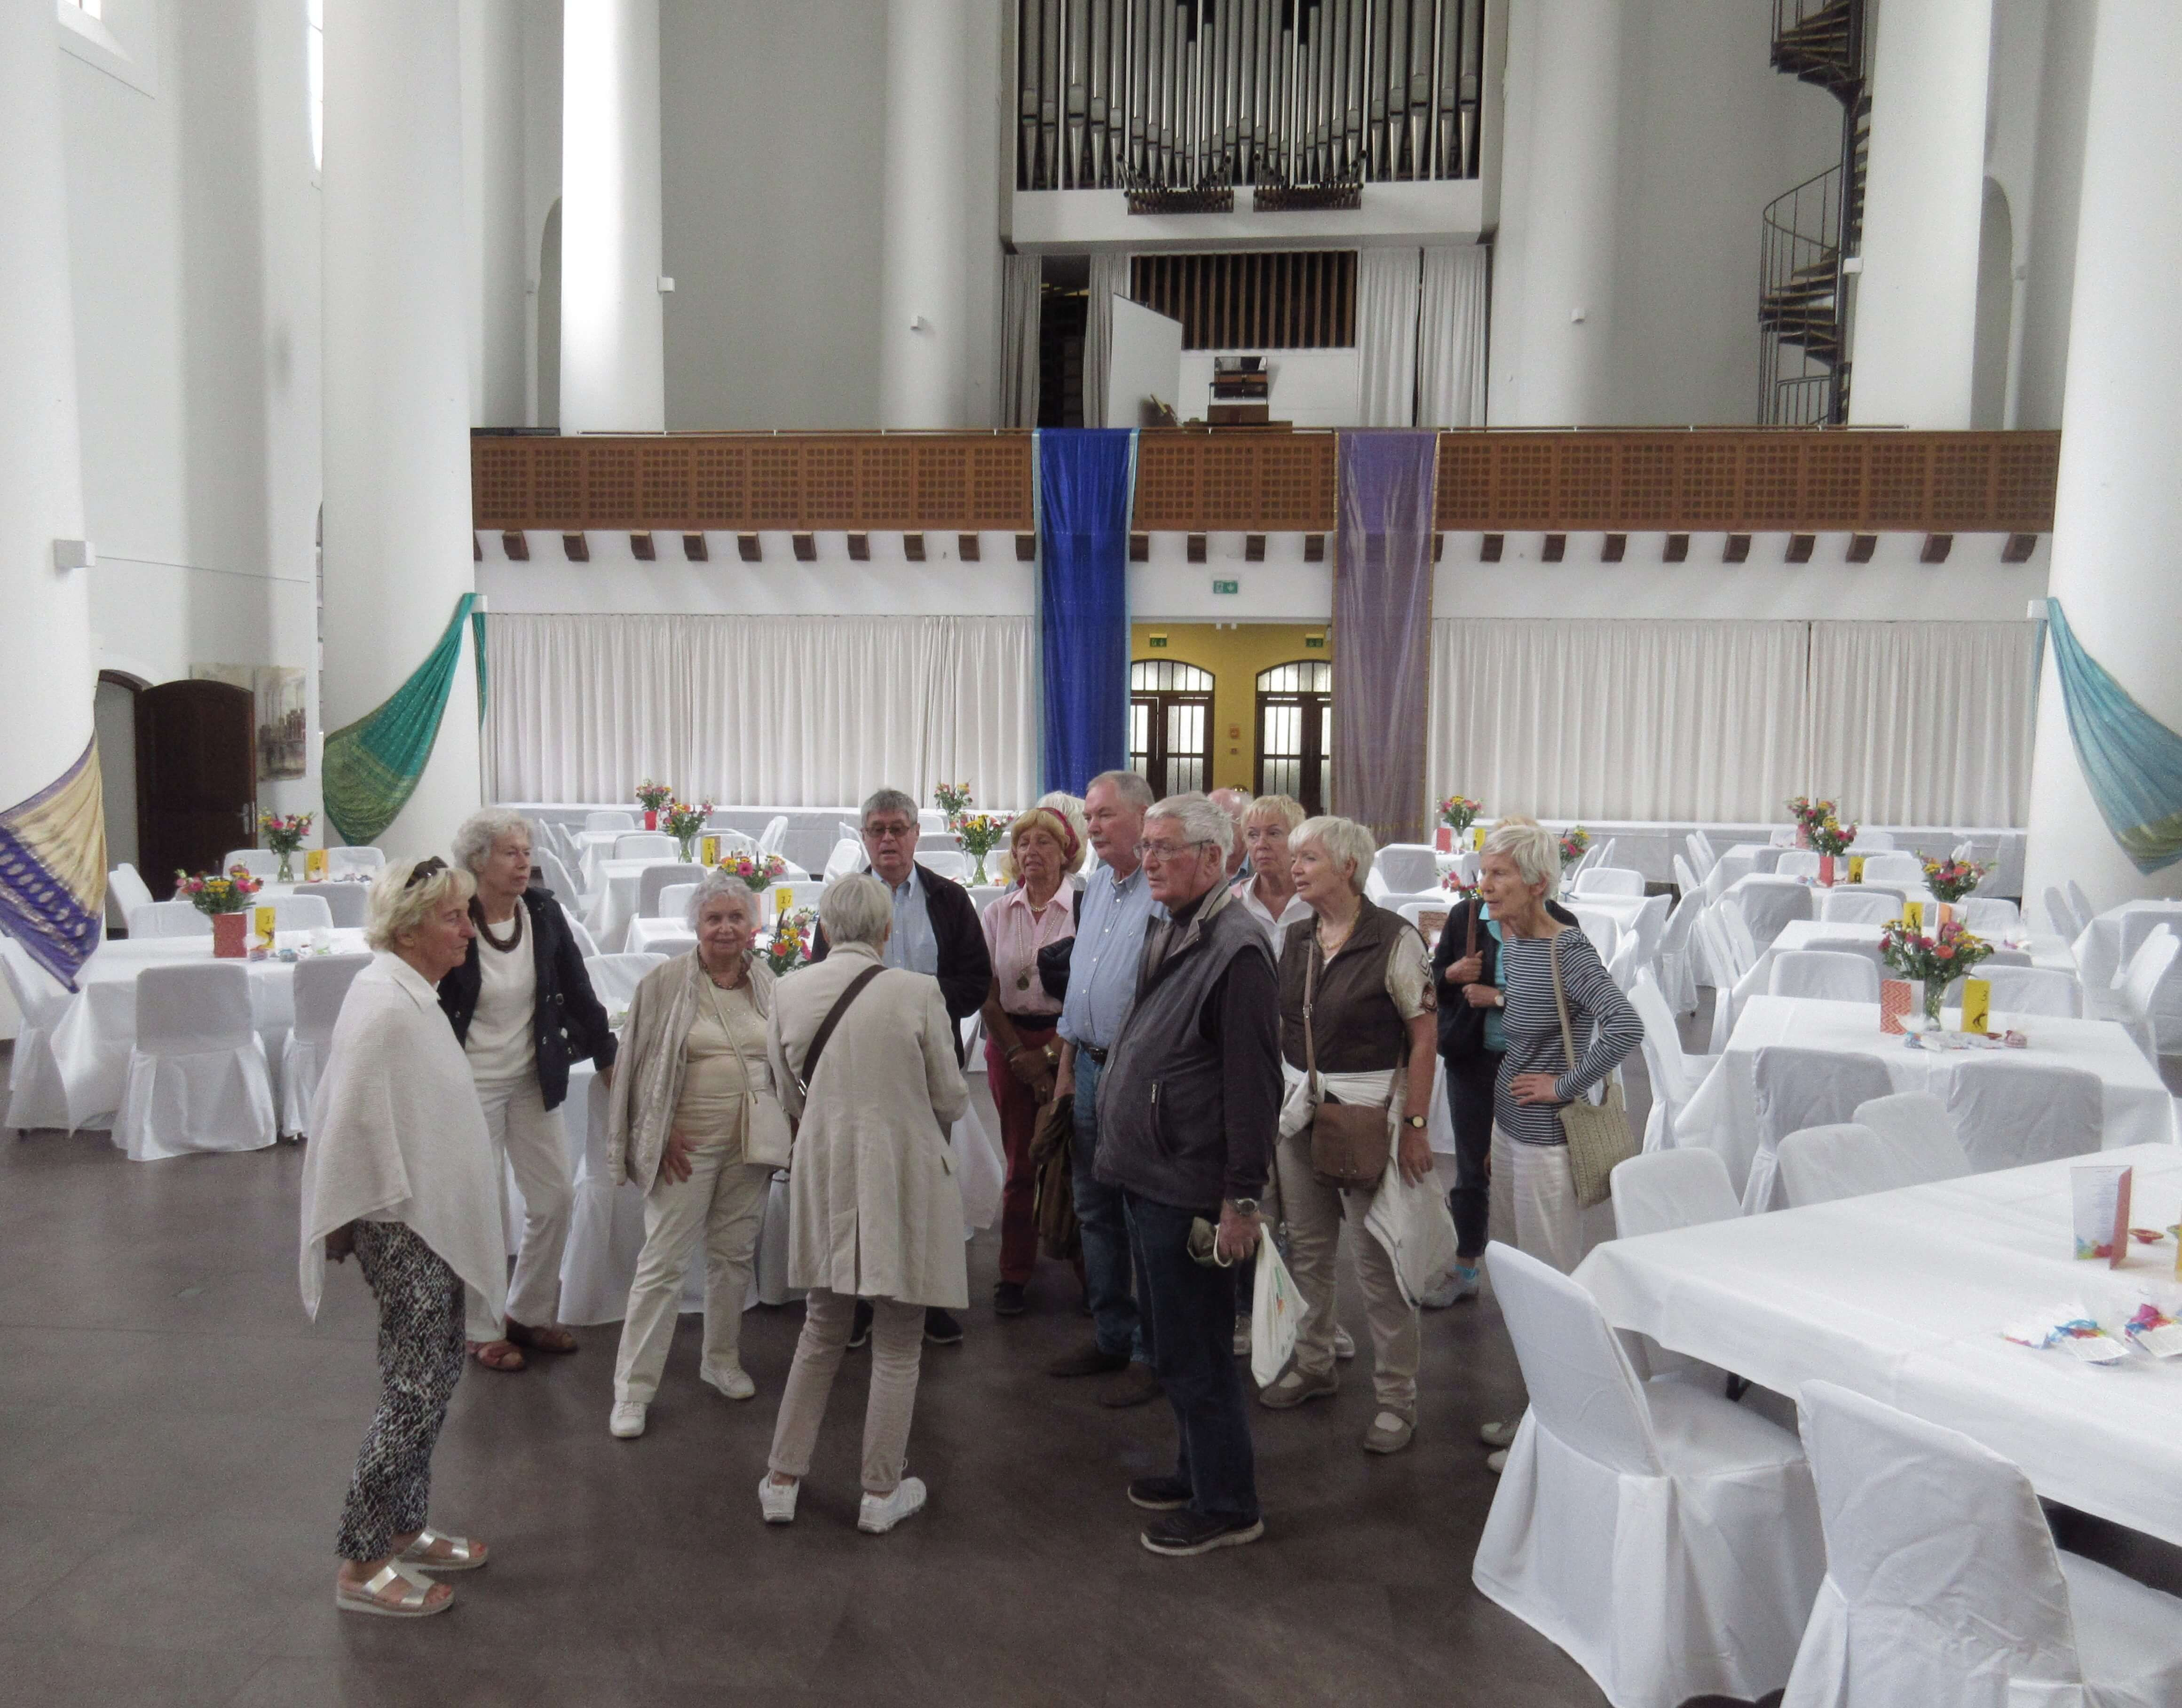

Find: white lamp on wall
52;538;95;572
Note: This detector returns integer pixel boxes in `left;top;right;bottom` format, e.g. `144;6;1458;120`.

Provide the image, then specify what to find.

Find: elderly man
1209;786;1252;880
812;786;992;1348
1096;791;1280;1556
1049;769;1163;1405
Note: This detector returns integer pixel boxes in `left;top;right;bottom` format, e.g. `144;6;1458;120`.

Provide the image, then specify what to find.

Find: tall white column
321;0;480;856
1847;0;1993;427
462;0;531;427
881;0;976;429
1487;0;1625;426
560;0;665;433
0;0;95;809
2024;1;2182;913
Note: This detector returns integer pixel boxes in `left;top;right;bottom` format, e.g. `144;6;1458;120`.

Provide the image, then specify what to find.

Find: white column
2024;1;2182;912
880;0;975;429
462;0;531;427
321;0;480;855
1847;0;1993;427
1487;0;1625;426
560;0;665;433
0;0;95;809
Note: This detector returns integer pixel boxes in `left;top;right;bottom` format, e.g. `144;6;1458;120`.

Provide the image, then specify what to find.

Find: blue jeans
1071;1053;1142;1361
1123;1192;1260;1524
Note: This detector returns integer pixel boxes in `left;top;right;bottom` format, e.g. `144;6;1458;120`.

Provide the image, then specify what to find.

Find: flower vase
1818;854;1835;887
275;851;294;884
644;809;659;831
676;836;696;864
970;854;989;886
1922;978;1948;1029
1795;823;1811;849
212;911;247;958
1434;825;1453;853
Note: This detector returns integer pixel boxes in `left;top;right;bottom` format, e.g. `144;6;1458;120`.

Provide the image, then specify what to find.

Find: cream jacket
606;951;782;1194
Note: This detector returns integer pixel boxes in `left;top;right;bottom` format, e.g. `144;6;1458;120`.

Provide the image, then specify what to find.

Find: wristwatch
1403;1114;1428;1130
1229;1197;1260;1217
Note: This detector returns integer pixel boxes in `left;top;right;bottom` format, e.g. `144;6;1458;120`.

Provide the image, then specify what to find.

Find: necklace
1316;912;1356;957
475;902;523;954
702;957;745;991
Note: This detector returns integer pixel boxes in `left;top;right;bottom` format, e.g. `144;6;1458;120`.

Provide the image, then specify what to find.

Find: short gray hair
861;788;919;829
819;872;891;947
366;858;476;952
1084;769;1154;811
1143;791;1232;856
1292;815;1376;894
1484;820;1561;895
451;808;532;876
686;868;762;930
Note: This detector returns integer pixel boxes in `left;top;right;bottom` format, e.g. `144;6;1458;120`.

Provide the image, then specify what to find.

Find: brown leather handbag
1029;1093;1080;1260
1303;939;1393;1190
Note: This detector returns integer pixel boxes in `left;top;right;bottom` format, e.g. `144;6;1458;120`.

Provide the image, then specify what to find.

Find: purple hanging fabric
1333;431;1439;846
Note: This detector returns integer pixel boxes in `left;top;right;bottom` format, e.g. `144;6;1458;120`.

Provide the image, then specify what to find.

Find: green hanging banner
323;593;484;846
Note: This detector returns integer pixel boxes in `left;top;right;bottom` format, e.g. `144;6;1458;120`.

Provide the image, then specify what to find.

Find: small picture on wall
191;664;308;782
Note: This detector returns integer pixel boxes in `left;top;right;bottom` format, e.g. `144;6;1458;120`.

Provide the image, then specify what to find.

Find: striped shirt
1493;925;1643;1147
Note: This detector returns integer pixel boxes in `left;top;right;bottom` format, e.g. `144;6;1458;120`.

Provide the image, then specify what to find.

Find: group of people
296;779;1643;1613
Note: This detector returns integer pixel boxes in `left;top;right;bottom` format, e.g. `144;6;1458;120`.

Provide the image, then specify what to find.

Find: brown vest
1277;898;1420;1075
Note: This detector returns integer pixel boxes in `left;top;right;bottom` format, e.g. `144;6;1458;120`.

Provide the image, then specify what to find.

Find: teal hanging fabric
2043;597;2182;874
324;593;482;845
471;606;489;723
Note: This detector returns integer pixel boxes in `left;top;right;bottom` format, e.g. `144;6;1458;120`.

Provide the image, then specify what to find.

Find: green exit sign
1212;578;1239;595
1147;634;1168;648
1304;634;1326;649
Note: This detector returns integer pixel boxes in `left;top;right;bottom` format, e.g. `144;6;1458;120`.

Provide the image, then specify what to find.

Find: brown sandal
468;1338;526;1372
505;1320;578;1355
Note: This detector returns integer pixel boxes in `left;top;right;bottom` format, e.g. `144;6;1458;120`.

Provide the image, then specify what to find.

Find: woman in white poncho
298;857;507;1620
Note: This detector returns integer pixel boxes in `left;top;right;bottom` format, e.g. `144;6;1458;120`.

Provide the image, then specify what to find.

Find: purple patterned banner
0;738;106;989
1333;432;1438;846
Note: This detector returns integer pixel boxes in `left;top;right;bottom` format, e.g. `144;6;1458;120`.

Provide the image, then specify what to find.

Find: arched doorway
1255;660;1331;815
1128;659;1213;798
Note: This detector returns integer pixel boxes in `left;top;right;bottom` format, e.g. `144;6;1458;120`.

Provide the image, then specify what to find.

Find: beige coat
606;950;782;1193
767;941;969;1308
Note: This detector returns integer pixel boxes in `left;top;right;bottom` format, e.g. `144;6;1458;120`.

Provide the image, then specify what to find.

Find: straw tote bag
1548;929;1634;1209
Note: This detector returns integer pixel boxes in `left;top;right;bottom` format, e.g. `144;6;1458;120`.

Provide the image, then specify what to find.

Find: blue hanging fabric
2044;597;2182;874
1036;428;1136;795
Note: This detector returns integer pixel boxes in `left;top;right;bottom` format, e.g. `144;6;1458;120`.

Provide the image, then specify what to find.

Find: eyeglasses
403;855;448;889
1135;839;1212;863
863;822;916;841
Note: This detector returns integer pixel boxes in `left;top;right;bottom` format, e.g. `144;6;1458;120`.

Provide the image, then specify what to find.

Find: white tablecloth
1577;1143;2182;1547
1716;920;2076;1040
1675;993;2175;1193
46;932;371;1128
584;857;680;948
622;917;697;956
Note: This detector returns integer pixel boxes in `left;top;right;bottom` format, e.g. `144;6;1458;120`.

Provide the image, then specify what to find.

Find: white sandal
336;1561;451;1618
398;1527;488;1573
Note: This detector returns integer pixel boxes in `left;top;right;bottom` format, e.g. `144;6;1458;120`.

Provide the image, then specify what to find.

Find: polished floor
3;1019;2175;1707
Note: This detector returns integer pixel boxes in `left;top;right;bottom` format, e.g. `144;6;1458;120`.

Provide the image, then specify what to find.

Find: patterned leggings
337;1221;467;1562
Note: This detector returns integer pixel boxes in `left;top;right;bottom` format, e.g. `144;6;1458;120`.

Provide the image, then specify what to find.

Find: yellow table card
775;886;795;914
1471;825;1486;851
304;848;328;880
1847;854;1865;884
1903;901;1923;931
253;905;277;952
700;834;720;865
1961;977;1991;1034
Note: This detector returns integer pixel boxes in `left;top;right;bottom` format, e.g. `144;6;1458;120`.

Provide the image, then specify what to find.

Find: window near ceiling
1128;660;1214;801
307;0;324;172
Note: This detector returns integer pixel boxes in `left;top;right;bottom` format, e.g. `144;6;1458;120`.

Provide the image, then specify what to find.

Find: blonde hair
366;859;477;952
1482;820;1560;895
1001;807;1084;884
1245;794;1306;833
1291;815;1376;894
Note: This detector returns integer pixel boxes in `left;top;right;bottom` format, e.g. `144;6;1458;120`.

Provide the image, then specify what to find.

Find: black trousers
1441;1048;1502;1260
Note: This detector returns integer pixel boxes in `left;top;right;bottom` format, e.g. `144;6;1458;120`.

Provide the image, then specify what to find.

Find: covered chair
1774;850;1822;881
221;849;281;881
1745;1047;1893;1213
656;884;699;924
1473;1242;1824;1708
0;934;76;1133
756;814;791;857
313;883;369;930
1860;851;1928;887
1727;875;1815;954
585;809;635;833
1961;896;2022;935
1782;1381;2182;1708
1610;1147;1740;1239
1775;1123;1891;1207
582;952;664;1013
1653;888;1701;1015
116;962;277;1162
533;845;589;908
916;848;968;881
1943;1058;2103;1172
108;864;156;923
1375;844;1440;894
2116;925;2182;1060
1979;964;2083;1019
1768;949;1882;1004
1817;886;1906;926
1851;1091;1972;1186
265;894;332;932
2047;884;2087;939
127;901;211;939
822;837;865;883
280;953;371;1137
612;831;675;861
1853;829;1896;850
1570;866;1645;898
1627;972;1715;1152
637;862;707;917
326;846;385;877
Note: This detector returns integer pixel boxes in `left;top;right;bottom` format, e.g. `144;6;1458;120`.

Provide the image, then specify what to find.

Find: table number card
2072;1162;2133;1264
1848;854;1866;884
774;886;794;916
1961;978;1992;1034
700;834;720;865
253;905;277;953
1903;901;1923;932
1472;826;1487;851
1880;980;1913;1034
304;849;328;881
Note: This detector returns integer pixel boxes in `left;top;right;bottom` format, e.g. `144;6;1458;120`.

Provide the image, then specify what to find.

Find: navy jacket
437;885;617;1111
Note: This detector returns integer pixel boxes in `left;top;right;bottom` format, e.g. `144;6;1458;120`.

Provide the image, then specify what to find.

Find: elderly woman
1035;790;1090;870
437;808;618;1372
979;806;1083;1316
1233;793;1311;950
300;858;504;1618
602;873;788;1439
760;874;968;1534
1260;816;1437;1456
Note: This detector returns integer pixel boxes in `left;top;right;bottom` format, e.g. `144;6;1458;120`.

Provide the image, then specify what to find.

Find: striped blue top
1492;925;1643;1147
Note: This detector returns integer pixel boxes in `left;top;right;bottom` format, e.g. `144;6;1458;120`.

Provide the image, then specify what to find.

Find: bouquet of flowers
1439;870;1480;899
1437;795;1483;834
1787;796;1837;842
660;799;713;861
1922;855;1990;903
718;849;790;894
258;810;313;882
1880;916;1995;1028
933;782;973;824
953;812;1012;886
635;780;674;814
765;907;818;977
1809;815;1857;858
176;867;262;915
1558;826;1591;869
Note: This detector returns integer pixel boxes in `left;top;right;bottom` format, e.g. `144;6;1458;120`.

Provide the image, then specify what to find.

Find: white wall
2012;0;2094;430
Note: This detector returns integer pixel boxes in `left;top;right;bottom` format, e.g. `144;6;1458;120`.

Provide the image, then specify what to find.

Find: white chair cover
2046;884;2086;939
917;808;949;833
642;931;698;960
822;837;864;883
560;903;599;958
1745;1047;1894;1213
267;894;333;932
128;901;211;939
313;884;369;930
1606;931;1643;992
1961;897;2022;935
1564;903;1621;965
637;862;707;917
1729;876;1815;954
1362;863;1389;901
584;952;665;1012
1671;852;1702;898
1716;896;1761;975
1860;851;1928;887
1980;964;2082;1018
221;849;280;880
1943;1058;2103;1172
1654;891;1700;1015
1610;1147;1740;1239
1768;949;1882;1004
117;962;276;1161
2118;927;2180;1062
1572;867;1645;898
656;884;698;923
1473;1243;1824;1708
2067;879;2095;929
1815;886;1902;926
752;815;788;857
917;849;968;881
1851;1091;1972;1186
328;846;385;876
280;953;371;1136
1685;830;1718;880
613;832;675;861
1628;971;1713;1153
585;810;635;832
1775;1122;1890;1207
0;934;75;1131
1782;1381;2182;1708
534;845;587;905
2116;905;2182;968
1774;850;1822;880
776;880;826;917
1852;829;1895;850
107;864;155;920
1375;844;1440;894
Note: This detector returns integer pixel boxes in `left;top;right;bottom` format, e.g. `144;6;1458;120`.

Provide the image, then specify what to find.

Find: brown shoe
505;1320;577;1355
1047;1342;1130;1379
1097;1363;1164;1408
1258;1366;1337;1409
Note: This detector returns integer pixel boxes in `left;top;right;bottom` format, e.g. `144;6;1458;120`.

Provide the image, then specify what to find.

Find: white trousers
612;1139;773;1403
1486;1125;1595;1277
463;1076;571;1340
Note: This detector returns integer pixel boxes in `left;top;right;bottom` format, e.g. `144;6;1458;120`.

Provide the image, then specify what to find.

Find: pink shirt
980;882;1077;1017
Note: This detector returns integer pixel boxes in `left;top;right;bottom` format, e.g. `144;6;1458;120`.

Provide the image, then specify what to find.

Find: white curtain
1080;251;1130;428
485;614;1038;807
1356;246;1423;427
1415;245;1488;427
1805;621;2039;825
1000;252;1043;428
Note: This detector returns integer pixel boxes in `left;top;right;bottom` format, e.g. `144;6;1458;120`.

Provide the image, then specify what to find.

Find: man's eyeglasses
863;822;917;842
1135;839;1211;863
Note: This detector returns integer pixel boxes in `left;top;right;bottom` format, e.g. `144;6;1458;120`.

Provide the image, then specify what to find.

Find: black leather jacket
437;885;617;1111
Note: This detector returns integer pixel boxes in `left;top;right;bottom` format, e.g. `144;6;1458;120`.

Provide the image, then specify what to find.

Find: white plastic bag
1250;1232;1305;1389
950;1099;1005;1232
1365;1150;1462;1307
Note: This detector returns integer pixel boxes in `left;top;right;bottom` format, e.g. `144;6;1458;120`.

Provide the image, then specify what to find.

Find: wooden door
1254;661;1332;816
135;680;256;898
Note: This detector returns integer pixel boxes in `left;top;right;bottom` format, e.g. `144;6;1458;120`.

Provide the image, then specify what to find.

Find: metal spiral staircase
1759;0;1870;425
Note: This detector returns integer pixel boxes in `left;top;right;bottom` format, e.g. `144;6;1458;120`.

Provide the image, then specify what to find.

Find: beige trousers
1486;1125;1593;1276
1274;1128;1419;1415
611;1139;773;1403
767;1289;924;1494
464;1076;571;1340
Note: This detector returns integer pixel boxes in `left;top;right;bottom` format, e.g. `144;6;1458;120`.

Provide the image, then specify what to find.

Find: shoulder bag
1304;937;1394;1190
791;964;886;1103
1547;929;1634;1208
702;976;795;1170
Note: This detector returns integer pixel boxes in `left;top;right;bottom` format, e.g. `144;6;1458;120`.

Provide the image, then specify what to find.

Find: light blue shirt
881;866;939;977
1058;858;1164;1051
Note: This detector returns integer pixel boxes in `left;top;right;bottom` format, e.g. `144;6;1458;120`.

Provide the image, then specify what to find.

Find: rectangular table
1716;920;2077;1039
1676;993;2175;1193
1578;1144;2182;1547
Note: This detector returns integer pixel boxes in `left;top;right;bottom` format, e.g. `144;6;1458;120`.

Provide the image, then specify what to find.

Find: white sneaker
1419;1264;1481;1309
759;1475;798;1525
857;1476;928;1534
703;1361;756;1400
1333;1325;1356;1360
609;1401;647;1439
1478;1418;1519;1449
1486;1448;1508;1475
